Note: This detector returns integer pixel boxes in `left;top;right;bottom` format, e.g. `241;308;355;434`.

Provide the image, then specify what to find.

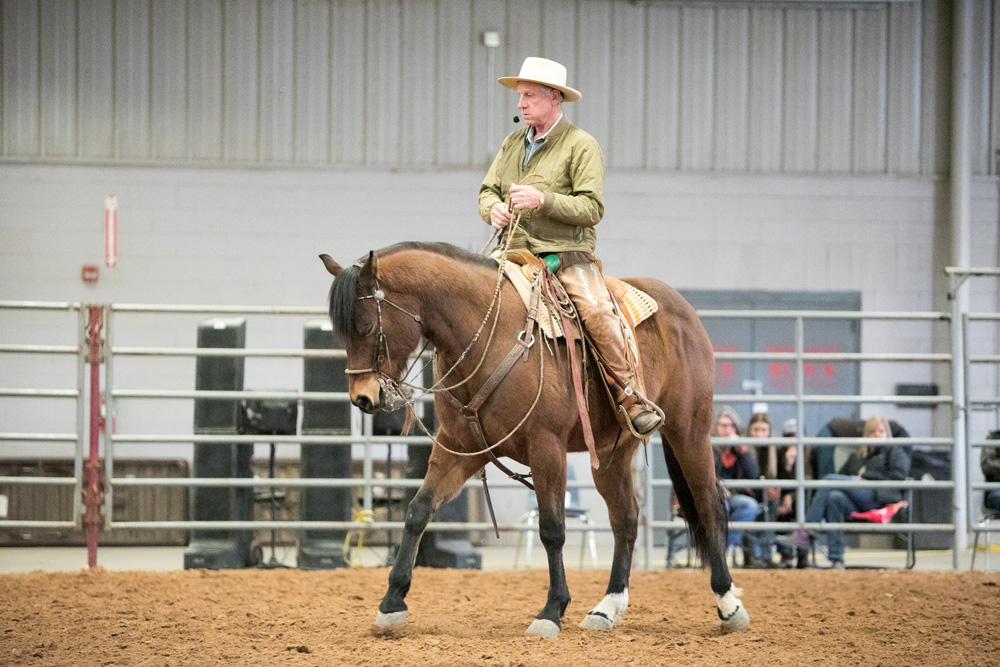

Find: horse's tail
662;440;728;566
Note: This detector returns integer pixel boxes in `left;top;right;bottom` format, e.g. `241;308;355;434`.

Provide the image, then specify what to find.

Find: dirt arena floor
2;567;998;666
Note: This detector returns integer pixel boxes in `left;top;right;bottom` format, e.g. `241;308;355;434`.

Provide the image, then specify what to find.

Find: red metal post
84;306;105;568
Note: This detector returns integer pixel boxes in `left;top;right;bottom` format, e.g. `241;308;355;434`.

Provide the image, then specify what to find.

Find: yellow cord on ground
343;509;375;568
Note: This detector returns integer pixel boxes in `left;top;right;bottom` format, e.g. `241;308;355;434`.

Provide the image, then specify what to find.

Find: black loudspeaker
409;359;481;569
184;318;255;570
297;319;351;569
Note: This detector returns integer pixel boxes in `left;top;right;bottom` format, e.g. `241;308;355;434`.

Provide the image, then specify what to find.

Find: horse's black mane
328;241;496;338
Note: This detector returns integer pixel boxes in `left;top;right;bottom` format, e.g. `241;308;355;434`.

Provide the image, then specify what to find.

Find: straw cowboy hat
498;57;581;103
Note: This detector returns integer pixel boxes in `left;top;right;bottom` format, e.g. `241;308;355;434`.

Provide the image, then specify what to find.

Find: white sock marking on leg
715;584;743;619
590;589;629;621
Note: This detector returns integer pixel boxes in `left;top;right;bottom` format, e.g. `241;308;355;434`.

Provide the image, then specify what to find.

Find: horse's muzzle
351;388;383;414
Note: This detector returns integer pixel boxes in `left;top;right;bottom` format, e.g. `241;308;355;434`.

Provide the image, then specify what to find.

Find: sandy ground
2;567;998;666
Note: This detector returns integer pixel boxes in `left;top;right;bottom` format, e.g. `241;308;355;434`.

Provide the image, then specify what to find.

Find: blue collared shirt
522;113;564;168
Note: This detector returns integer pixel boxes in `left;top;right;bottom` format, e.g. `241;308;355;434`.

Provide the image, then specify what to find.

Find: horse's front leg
374;439;483;631
525;444;571;638
579;439;640;631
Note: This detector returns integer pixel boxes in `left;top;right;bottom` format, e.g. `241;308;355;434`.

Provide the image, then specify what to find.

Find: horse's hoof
525;618;560;638
579;610;615;631
719;604;750;634
373;610;407;629
579;591;628;631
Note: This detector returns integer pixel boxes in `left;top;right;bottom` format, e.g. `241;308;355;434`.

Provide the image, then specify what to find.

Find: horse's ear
358;250;378;282
319;254;342;277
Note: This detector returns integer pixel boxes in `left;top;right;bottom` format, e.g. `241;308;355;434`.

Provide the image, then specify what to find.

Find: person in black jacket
712;406;765;568
982;430;1000;511
800;416;911;569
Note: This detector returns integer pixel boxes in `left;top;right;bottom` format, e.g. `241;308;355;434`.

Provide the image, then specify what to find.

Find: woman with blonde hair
799;415;911;569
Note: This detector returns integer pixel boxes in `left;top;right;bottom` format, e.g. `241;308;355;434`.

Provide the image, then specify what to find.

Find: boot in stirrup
618;388;662;437
627;403;662;436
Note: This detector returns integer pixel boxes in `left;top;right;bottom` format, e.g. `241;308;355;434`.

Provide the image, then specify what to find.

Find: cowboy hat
498;57;581;103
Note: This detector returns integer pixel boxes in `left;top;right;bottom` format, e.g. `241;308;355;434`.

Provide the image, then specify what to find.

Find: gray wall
2;0;998;174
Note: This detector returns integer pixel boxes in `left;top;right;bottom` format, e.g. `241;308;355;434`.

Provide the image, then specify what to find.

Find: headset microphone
513;115;520;123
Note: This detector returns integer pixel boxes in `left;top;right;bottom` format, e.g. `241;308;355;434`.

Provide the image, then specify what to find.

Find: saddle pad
501;261;657;340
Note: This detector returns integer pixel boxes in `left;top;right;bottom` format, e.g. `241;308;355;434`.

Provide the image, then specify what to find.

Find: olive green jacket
478;116;604;254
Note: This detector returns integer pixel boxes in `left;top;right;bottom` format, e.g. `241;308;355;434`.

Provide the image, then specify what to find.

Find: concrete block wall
1;164;998;529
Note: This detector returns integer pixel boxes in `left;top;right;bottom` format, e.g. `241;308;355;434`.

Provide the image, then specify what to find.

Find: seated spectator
798;415;911;569
983;430;1000;512
773;442;811;568
712;406;765;568
756;417;810;568
748;413;779;568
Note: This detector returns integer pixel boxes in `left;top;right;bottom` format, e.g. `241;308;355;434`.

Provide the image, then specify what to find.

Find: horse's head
320;251;423;414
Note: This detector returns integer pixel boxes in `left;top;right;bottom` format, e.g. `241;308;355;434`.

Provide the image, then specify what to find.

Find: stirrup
618;399;664;438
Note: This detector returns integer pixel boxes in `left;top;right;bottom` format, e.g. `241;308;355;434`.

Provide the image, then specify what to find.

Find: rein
347;176;594;536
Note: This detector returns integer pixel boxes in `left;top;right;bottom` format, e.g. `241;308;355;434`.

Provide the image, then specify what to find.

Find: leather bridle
344;268;423;411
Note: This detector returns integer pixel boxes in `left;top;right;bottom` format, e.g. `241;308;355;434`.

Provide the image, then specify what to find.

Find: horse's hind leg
662;434;749;633
524;439;571;638
374;438;483;631
579;441;639;631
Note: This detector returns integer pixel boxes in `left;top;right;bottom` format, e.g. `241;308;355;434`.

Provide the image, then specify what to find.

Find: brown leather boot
626;401;662;436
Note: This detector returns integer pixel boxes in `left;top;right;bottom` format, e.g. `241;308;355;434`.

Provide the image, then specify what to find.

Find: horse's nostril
353;395;374;413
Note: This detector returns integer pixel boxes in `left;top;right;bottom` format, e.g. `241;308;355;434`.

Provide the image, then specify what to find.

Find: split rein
347;201;549;489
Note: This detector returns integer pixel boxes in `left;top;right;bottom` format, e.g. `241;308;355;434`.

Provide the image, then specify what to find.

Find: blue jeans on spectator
726;493;760;555
986;490;1000;512
803;473;881;562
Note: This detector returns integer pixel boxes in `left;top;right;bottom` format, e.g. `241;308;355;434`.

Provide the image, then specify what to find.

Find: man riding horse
478;57;663;438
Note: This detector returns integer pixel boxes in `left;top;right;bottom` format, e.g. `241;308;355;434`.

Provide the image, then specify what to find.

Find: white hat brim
498;76;581;103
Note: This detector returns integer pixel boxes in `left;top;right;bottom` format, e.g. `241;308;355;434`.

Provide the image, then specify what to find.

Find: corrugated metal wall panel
435;0;472;166
224;0;260;163
817;9;853;173
679;6;714;170
259;0;294;163
77;0;114;159
2;0;41;156
400;1;438;165
886;1;922;174
541;0;575;65
366;0;401;166
886;3;921;173
189;0;224;162
747;7;783;172
575;1;611;154
851;8;887;172
609;1;646;169
472;0;507;166
969;0;993;175
40;0;76;158
294;0;330;163
151;0;187;161
714;7;750;172
783;10;819;172
1;0;996;175
993;0;1000;175
644;5;681;171
114;0;151;160
918;0;948;175
331;0;365;164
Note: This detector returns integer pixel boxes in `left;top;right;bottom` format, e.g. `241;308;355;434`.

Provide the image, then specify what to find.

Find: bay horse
320;241;749;636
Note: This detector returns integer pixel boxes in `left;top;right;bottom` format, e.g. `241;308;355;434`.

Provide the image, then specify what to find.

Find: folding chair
514;467;598;569
809;488;915;569
971;508;1000;571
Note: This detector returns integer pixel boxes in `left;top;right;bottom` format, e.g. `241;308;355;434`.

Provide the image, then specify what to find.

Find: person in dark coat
982;430;1000;511
800;416;911;569
713;406;765;568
